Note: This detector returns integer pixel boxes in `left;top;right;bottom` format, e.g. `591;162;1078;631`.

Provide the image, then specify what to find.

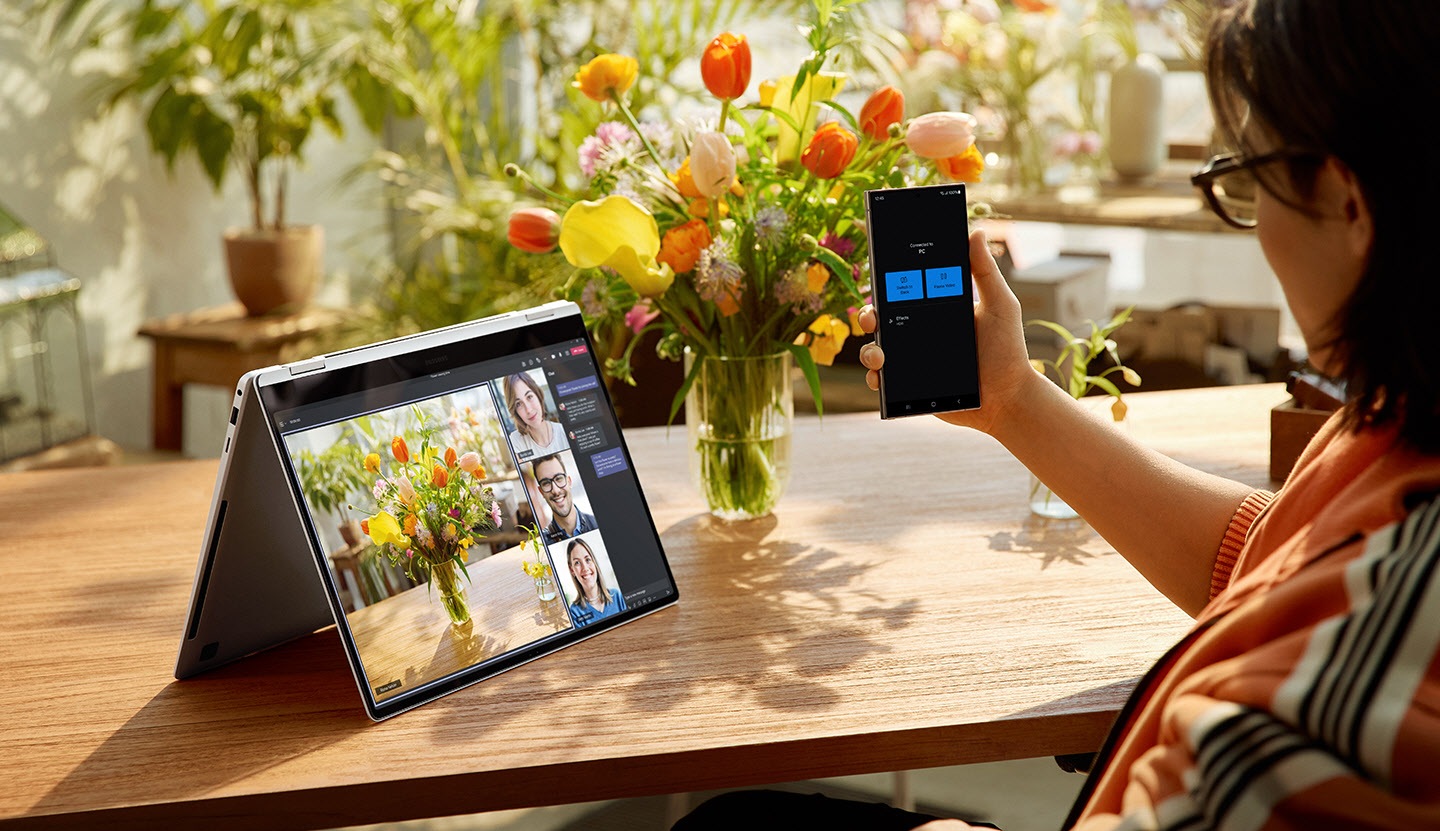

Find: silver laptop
175;300;679;720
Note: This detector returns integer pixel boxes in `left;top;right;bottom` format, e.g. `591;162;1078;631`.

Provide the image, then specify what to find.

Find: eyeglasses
536;472;569;493
1190;150;1324;229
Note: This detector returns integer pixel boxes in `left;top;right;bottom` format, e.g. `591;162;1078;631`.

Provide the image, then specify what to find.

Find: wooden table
137;303;343;452
0;384;1286;830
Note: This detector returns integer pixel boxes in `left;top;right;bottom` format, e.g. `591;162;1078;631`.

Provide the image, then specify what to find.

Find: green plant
36;0;378;230
1027;306;1143;422
294;439;367;520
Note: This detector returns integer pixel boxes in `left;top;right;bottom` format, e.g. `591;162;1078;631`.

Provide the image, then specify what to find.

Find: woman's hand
857;228;1036;436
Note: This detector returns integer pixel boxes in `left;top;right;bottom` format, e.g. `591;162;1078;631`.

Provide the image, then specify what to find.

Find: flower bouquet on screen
361;409;503;627
507;0;987;519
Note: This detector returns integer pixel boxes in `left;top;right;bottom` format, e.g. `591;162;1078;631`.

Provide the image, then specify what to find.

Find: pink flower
458;452;482;474
396;476;416;504
905;112;977;160
448;507;461;519
489;501;502;526
578;121;637;178
625;301;661;333
1078;130;1102;156
819;232;856;259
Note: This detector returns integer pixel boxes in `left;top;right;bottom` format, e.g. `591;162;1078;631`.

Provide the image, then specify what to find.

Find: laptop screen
257;306;676;718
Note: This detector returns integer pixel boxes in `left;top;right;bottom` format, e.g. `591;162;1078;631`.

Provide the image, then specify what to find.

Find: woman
567;537;625;625
677;1;1440;828
503;372;567;458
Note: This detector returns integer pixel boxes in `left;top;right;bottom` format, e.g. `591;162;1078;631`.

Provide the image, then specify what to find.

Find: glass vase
1028;474;1078;520
429;557;470;626
685;350;793;521
533;572;557;602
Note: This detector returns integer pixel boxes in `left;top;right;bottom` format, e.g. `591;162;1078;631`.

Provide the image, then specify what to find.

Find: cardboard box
1270;399;1333;482
1009;252;1110;352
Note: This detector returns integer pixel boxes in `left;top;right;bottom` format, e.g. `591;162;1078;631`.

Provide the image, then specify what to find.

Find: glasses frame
1190;150;1325;230
536;472;569;493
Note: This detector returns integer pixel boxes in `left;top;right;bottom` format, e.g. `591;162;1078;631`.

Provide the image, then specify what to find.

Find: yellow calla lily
559;196;676;298
365;511;411;549
771;72;846;166
798;314;850;366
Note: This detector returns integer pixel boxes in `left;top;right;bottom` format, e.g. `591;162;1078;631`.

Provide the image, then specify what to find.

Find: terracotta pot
222;225;323;316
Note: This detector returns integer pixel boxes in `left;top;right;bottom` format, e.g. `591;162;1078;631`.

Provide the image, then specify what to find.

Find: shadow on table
32;628;362;818
619;511;922;714
986;514;1116;569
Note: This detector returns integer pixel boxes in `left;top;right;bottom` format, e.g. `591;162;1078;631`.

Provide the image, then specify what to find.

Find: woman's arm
860;230;1255;616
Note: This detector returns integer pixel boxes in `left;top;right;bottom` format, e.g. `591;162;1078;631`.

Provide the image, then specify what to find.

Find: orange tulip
858;86;905;142
715;288;742;317
800;122;858;179
391;436;409;463
657;219;713;275
402;514;418;537
701;33;752;100
507;207;561;253
431;464;448;488
938;144;985;183
574;54;638;102
444;447;457;468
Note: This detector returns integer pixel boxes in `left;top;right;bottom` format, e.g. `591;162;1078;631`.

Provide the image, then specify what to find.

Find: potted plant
1025;306;1143;518
38;1;360;315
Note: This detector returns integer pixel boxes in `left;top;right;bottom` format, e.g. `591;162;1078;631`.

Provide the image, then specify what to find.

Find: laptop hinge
289;358;326;375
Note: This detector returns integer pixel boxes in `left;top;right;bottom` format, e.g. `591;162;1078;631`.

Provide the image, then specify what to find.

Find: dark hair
532;453;565;479
566;537;613;608
1205;0;1440;451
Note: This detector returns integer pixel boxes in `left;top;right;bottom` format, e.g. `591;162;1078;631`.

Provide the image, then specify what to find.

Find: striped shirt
1070;414;1440;830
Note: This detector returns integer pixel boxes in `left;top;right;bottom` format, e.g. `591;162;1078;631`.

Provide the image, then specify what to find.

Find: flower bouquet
361;412;503;626
508;0;987;519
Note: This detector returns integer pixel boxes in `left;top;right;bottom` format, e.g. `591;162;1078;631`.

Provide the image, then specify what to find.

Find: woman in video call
676;1;1440;828
567;537;625;624
503;372;568;458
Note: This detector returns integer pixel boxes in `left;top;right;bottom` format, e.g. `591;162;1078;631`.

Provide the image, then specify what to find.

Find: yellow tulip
559;196;675;297
365;511;410;549
799;314;850;366
363;453;380;474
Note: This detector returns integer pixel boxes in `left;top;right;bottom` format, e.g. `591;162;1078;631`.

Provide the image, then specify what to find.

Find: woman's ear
1319;156;1373;261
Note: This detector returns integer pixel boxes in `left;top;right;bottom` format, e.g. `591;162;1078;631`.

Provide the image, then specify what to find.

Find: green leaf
192;105;235;189
786;341;824;418
818;99;858;130
1026;318;1076;343
810;243;863;302
1085;375;1123;399
668;353;706;427
744;104;803;136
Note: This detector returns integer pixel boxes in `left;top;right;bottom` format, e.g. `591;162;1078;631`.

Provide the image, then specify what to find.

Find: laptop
175;300;679;720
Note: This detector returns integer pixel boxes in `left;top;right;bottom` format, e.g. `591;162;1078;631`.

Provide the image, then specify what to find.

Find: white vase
1107;53;1166;181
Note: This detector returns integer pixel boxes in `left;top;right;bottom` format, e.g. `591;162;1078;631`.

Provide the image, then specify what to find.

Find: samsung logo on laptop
423;355;450;366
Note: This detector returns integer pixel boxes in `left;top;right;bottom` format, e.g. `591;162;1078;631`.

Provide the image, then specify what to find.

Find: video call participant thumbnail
565;536;626;626
531;452;597;543
503;371;567;459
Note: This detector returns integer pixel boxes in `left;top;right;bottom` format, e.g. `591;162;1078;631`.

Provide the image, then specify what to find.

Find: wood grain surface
0;384;1286;830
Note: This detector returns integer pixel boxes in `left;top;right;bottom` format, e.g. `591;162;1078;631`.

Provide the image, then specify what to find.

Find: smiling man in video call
532;454;597;543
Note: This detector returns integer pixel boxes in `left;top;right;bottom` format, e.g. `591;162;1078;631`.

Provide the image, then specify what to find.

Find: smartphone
864;183;981;419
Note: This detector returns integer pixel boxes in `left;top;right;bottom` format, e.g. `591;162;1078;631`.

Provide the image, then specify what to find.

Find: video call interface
273;333;674;704
868;184;980;415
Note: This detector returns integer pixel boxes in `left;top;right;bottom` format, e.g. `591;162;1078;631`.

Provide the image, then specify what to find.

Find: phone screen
865;183;980;419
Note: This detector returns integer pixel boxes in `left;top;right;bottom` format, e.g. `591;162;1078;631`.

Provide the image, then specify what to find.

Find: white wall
0;11;385;458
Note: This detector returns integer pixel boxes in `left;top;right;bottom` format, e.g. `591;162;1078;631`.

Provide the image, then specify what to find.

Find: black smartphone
864;183;981;419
